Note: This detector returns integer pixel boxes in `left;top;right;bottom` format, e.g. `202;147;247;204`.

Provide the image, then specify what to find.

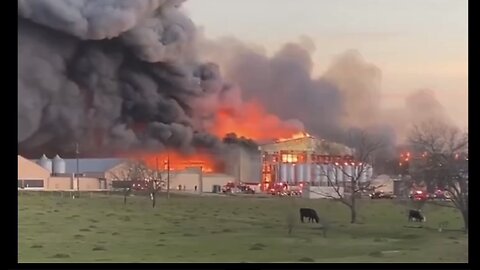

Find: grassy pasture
18;192;467;262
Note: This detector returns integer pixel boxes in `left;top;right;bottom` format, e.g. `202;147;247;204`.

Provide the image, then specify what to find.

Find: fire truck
268;182;302;196
222;182;255;194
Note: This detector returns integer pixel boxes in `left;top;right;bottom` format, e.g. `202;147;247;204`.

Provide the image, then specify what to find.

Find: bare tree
111;159;166;208
110;160;143;206
408;121;468;233
316;130;384;223
148;169;165;208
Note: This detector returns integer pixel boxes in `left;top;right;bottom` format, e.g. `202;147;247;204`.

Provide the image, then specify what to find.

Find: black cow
408;209;426;222
300;208;319;223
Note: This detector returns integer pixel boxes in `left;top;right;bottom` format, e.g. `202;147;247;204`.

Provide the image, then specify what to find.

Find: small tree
147;171;165;208
111;159;165;208
408;121;468;233
317;130;384;223
110;160;143;206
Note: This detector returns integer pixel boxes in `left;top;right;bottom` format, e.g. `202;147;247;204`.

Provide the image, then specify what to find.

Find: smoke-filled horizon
18;0;258;158
196;34;456;148
18;0;455;160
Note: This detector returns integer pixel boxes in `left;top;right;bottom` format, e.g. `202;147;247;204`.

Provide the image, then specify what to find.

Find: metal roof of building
63;158;126;173
32;158;126;174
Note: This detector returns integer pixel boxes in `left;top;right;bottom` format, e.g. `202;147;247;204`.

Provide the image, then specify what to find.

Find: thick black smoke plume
197;35;456;160
19;0;455;162
18;0;243;158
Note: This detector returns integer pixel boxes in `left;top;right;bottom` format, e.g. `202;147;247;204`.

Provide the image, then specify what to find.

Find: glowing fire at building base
258;132;373;192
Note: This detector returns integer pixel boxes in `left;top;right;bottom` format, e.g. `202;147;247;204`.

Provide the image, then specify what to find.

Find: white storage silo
359;168;367;183
287;164;295;183
328;164;336;183
37;154;52;173
52;154;66;174
367;165;373;180
343;165;353;182
313;164;321;185
303;164;311;183
336;166;343;183
279;164;287;182
320;164;328;186
295;164;304;183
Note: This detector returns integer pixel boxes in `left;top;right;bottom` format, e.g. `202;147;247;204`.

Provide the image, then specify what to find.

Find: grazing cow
299;208;320;223
408;209;426;222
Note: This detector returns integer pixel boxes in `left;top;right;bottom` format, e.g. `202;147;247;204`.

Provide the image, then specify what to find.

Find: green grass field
18;192;468;263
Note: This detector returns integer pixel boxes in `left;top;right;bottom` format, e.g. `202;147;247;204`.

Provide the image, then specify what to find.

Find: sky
184;0;468;128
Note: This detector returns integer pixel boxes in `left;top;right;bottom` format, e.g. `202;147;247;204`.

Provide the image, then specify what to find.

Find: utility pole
167;151;170;199
75;143;80;197
155;156;159;194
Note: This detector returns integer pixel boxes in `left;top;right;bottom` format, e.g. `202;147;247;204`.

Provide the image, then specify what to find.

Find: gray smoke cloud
197;35;454;159
18;0;241;158
19;0;454;162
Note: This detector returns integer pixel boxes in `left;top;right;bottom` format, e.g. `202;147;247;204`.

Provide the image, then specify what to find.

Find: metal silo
295;164;304;183
37;154;52;173
287;164;295;183
52;154;66;174
359;168;367;183
343;165;353;182
303;164;311;183
336;166;343;183
313;164;321;185
367;165;373;180
280;164;287;182
320;164;328;186
328;164;336;183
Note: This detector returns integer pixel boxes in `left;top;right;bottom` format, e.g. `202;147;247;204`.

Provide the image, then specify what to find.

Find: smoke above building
197;34;454;154
18;0;453;160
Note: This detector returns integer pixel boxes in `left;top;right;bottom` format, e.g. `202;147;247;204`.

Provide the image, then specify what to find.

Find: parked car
432;189;451;200
369;191;396;199
409;190;428;201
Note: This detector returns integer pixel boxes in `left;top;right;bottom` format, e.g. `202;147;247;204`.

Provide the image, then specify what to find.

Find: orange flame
210;100;301;142
276;131;312;142
121;151;218;173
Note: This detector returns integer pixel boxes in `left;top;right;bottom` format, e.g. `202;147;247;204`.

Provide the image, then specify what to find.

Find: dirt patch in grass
79;228;91;232
30;244;43;248
249;243;266;251
92;246;106;251
222;228;234;233
369;251;383;257
183;233;196;237
111;232;119;236
89;219;99;223
400;234;420;239
50;253;70;258
74;234;84;239
373;238;386;242
120;216;131;222
156;243;165;246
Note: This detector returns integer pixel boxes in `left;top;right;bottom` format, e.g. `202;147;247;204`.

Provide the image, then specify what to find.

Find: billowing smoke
18;0;455;162
197;35;454;158
18;0;250;158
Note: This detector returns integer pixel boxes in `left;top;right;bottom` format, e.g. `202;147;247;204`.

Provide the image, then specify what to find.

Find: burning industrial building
18;0;459;194
17;0;304;160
